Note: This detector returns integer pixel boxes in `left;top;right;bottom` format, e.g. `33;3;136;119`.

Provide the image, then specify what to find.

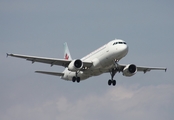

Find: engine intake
123;64;137;77
68;59;83;71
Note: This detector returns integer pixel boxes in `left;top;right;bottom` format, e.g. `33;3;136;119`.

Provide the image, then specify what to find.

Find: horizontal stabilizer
35;71;64;76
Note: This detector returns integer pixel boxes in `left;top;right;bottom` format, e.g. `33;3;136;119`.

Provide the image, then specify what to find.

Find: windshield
113;42;126;45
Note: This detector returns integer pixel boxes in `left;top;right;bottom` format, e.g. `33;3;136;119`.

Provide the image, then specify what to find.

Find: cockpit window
113;42;117;45
113;42;126;45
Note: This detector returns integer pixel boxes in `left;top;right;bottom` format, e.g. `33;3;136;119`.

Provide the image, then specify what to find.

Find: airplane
7;39;167;86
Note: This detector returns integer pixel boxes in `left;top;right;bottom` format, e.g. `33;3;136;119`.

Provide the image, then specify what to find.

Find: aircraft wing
35;71;64;76
7;53;93;68
118;64;167;73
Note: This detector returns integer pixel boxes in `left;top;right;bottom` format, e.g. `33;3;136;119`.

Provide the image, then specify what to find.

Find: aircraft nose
120;44;128;55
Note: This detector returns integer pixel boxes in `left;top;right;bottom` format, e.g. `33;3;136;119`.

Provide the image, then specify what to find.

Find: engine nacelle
123;64;137;77
68;59;83;71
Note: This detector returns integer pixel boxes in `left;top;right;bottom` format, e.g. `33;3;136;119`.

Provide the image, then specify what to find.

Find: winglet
6;53;14;57
6;53;10;57
165;68;167;72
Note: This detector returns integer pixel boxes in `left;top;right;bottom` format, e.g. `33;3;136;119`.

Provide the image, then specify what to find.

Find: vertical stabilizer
64;42;72;60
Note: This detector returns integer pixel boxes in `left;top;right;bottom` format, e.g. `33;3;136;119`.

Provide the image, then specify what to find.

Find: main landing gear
72;71;80;83
108;68;117;86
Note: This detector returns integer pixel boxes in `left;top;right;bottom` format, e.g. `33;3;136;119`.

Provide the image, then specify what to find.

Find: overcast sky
1;0;174;120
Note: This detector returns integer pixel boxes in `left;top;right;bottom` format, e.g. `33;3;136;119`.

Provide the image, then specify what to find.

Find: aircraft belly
99;57;113;68
63;71;89;81
64;69;106;81
83;67;108;77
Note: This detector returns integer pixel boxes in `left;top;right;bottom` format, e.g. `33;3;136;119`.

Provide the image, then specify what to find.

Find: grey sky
1;0;174;120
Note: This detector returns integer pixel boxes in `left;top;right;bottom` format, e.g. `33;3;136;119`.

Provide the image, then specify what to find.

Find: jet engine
123;64;137;77
68;59;83;71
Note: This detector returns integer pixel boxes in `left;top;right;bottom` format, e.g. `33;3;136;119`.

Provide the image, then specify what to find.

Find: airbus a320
7;39;167;86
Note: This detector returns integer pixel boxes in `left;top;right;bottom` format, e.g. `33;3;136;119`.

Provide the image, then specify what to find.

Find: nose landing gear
108;79;116;86
108;68;117;86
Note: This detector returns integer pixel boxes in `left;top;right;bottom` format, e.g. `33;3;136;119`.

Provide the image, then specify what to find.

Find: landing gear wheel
72;76;80;83
113;80;116;86
72;71;80;83
77;77;80;83
108;80;112;86
108;68;117;86
108;80;116;86
72;77;76;82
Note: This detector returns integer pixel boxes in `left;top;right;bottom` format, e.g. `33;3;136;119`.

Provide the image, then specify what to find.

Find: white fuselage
61;39;128;81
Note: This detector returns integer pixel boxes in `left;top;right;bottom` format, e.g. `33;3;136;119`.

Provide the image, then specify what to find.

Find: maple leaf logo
64;53;69;60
